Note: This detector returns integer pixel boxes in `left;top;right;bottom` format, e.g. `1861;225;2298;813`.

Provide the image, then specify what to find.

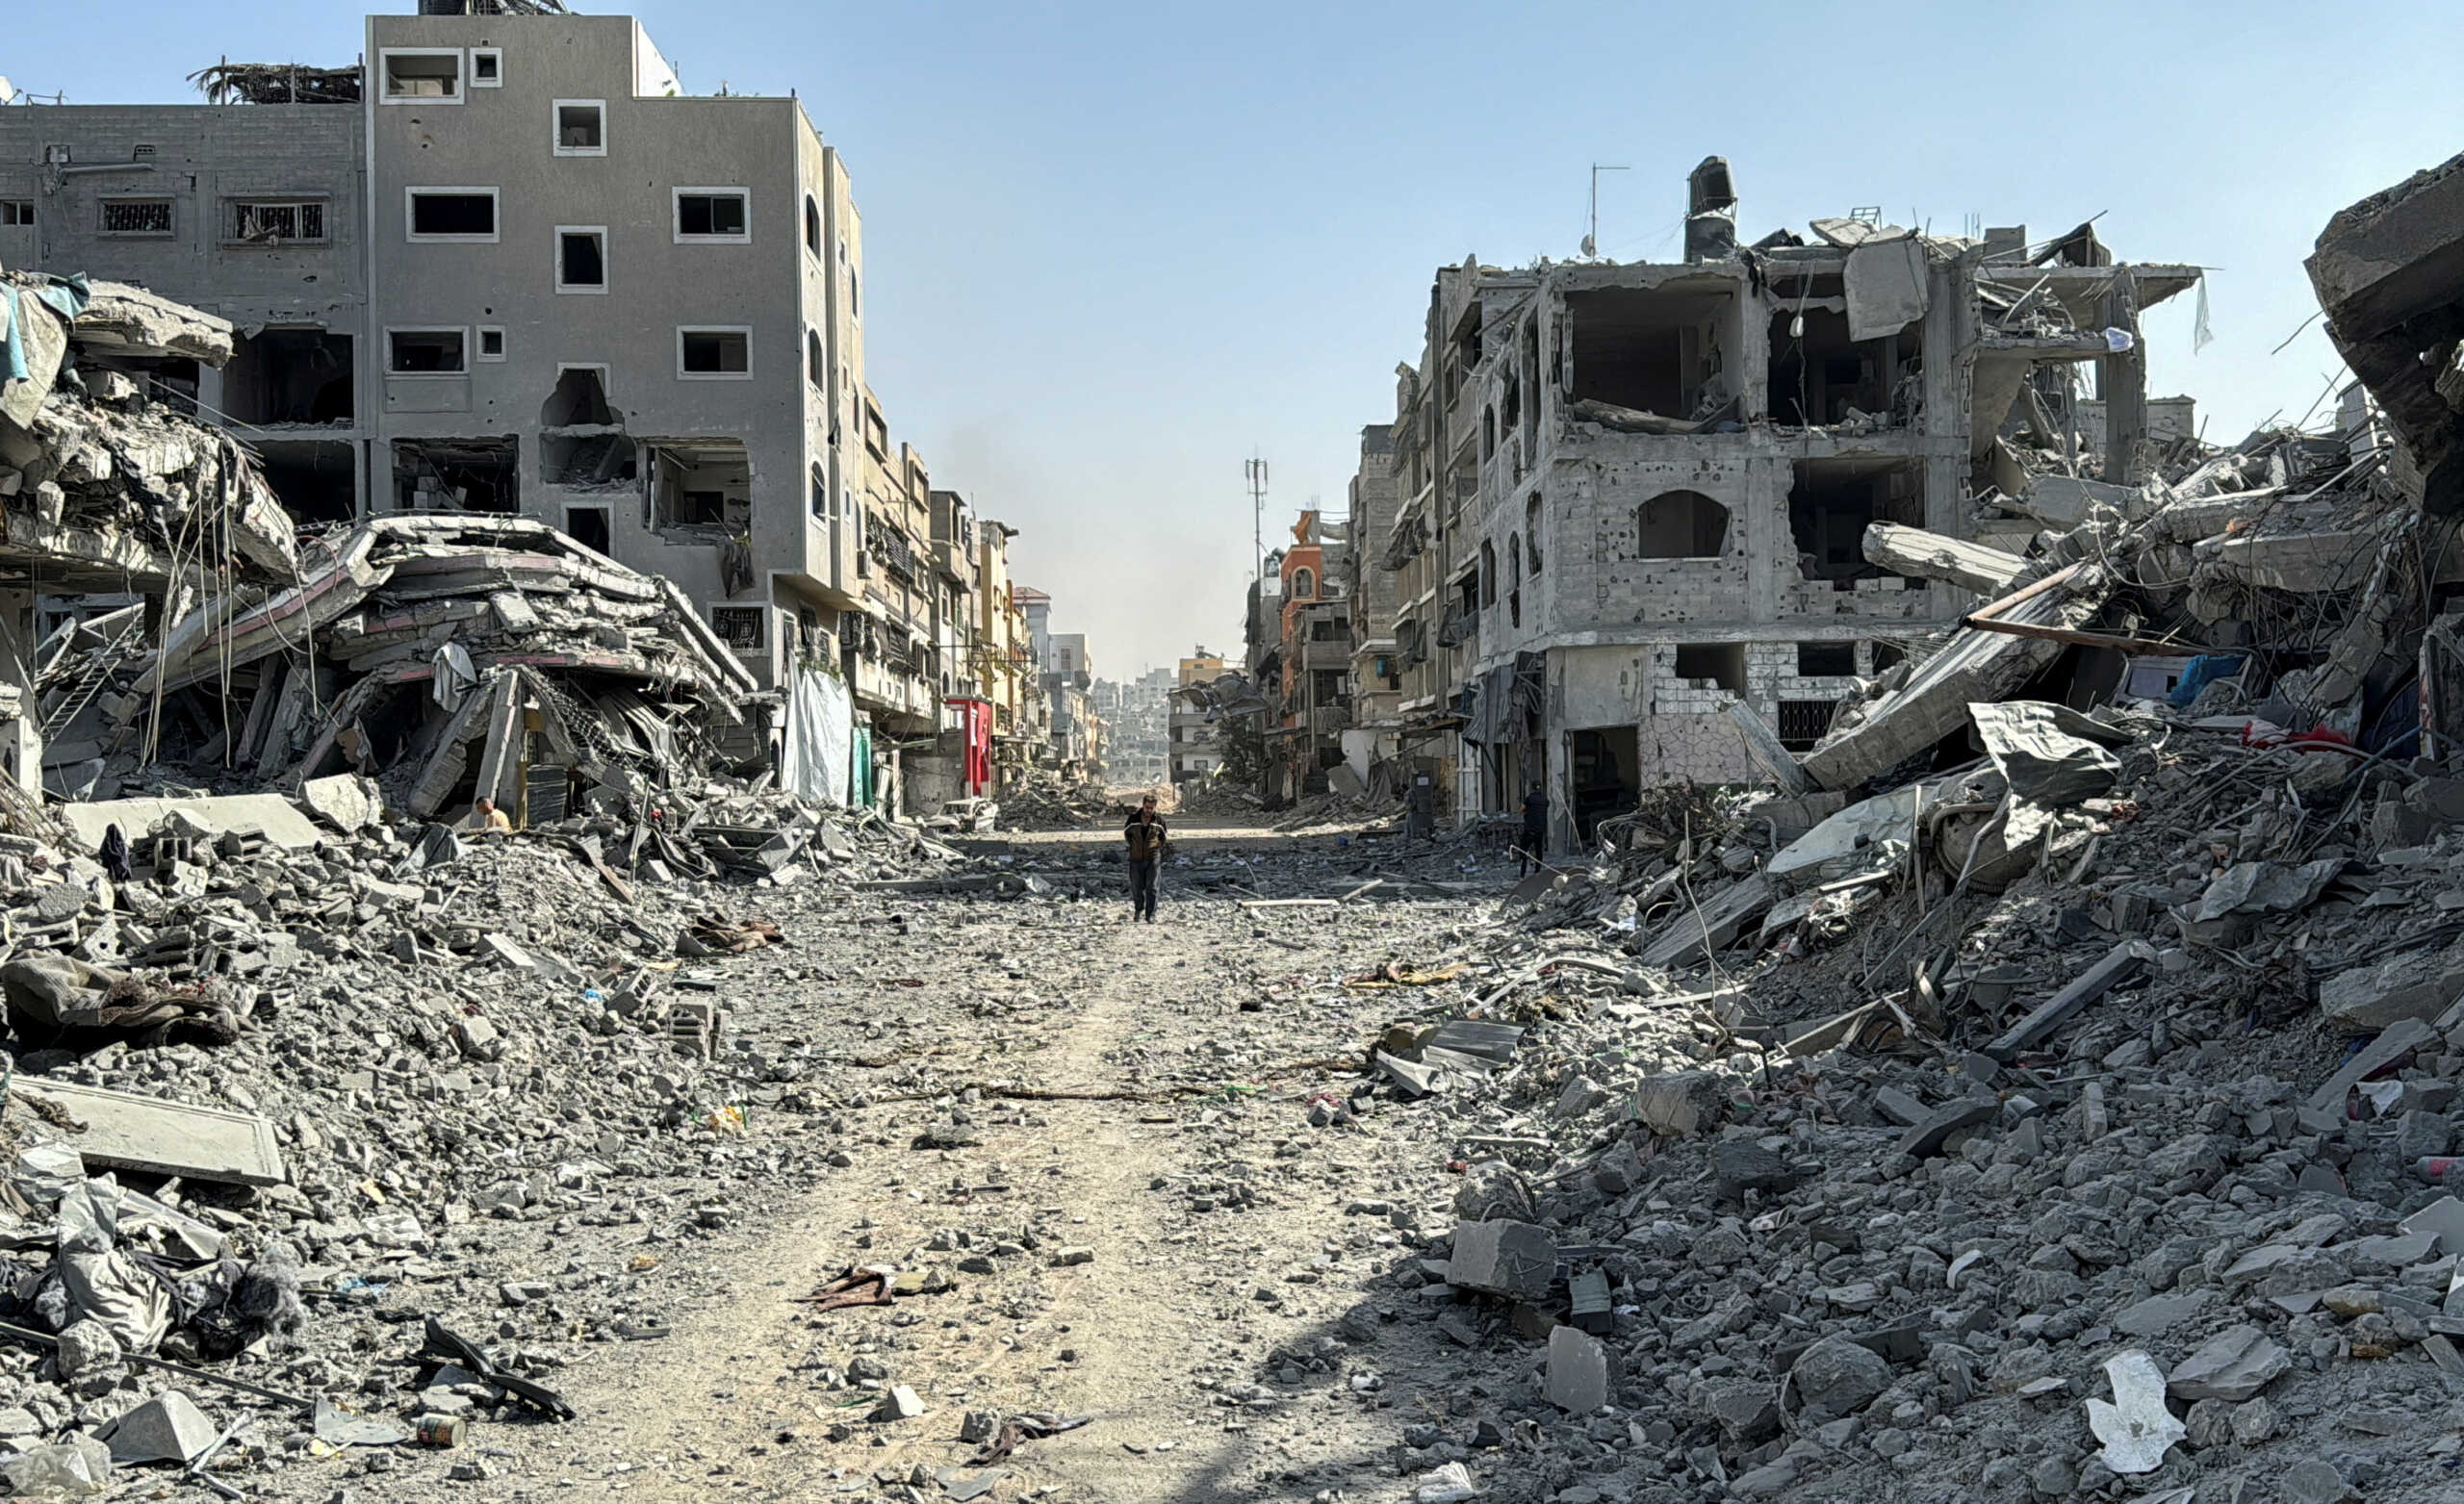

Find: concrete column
0;589;40;796
2099;271;2146;484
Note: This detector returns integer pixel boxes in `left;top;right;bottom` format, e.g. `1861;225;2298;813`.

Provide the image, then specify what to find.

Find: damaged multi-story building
1373;159;2203;850
0;0;1054;813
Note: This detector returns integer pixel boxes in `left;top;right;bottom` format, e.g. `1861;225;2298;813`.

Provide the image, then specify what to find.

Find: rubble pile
46;514;759;811
1328;186;2464;1503
0;272;298;588
0;769;961;1488
992;768;1114;828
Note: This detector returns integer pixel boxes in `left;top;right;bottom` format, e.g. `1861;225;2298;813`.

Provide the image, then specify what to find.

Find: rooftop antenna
1245;454;1269;582
1583;164;1630;259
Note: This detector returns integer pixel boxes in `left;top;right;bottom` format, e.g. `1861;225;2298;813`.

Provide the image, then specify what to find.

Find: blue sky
11;2;2464;675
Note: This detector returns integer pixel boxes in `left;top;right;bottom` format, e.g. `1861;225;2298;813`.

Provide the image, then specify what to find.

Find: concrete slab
59;795;322;854
13;1080;286;1186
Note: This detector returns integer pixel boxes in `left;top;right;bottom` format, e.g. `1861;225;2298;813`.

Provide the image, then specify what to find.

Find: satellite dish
1580;234;1595;258
0;77;16;106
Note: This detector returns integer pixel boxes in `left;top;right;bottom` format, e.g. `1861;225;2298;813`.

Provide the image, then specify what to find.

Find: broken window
1479;542;1496;607
407;190;497;241
556;227;607;292
810;463;828;519
805;195;821;255
807;329;824;388
225;198;327;244
1766;306;1922;427
712;607;763;650
1788;457;1922;583
99;198;173;237
392;437;516;512
674;190;749;241
553;101;604;155
678;327;751;378
1292;567;1315;600
224;329;352;424
1671;644;1746;694
537;368;608;427
387;329;466;373
381;50;460;100
1796;641;1856;676
1506;535;1522;627
0;201;34;226
1777;699;1839;751
649;440;751;538
564;505;611;553
1525;496;1543;574
470;49;501;87
1566;282;1736;421
476;327;506;360
1634;490;1729;559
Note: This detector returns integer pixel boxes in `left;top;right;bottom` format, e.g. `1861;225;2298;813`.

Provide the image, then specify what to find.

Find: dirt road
344;821;1503;1504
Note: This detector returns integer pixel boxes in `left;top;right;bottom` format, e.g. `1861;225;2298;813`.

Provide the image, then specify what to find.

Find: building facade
1373;161;2196;850
2;7;883;695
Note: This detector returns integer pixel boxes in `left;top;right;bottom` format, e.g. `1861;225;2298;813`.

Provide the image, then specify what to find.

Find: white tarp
782;667;852;807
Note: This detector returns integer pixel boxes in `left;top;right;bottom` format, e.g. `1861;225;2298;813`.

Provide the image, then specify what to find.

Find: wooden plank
13;1080;286;1186
1982;939;2151;1061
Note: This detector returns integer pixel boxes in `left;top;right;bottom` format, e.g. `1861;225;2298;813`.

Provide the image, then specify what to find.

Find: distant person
1404;774;1434;842
1123;793;1168;922
1518;782;1549;876
468;797;513;835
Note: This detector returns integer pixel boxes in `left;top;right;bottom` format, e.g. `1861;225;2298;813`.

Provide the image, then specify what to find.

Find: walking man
1517;780;1550;877
1123;792;1168;922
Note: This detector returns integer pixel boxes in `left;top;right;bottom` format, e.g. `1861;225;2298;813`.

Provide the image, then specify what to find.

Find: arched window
1525;495;1544;574
1479;541;1497;606
1506;534;1523;627
1481;405;1498;460
807;329;825;388
805;195;822;256
1292;567;1315;599
1635;490;1730;559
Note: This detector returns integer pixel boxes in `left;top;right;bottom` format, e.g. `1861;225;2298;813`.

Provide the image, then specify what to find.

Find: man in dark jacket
1123;793;1168;921
1518;782;1550;877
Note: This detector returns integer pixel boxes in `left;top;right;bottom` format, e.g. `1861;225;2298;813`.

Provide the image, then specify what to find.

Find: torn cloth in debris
0;956;239;1051
1969;701;2132;847
0;275;90;384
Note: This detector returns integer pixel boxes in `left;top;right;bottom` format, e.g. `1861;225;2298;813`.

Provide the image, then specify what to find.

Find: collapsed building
1364;159;2204;851
58;514;758;823
0;272;298;796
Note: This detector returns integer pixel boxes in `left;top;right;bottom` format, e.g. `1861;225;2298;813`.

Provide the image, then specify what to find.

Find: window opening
100;199;173;237
1634;490;1729;559
387;329;466;373
675;191;747;240
408;190;496;240
226;199;326;244
556;227;606;292
553;101;603;154
679;328;750;377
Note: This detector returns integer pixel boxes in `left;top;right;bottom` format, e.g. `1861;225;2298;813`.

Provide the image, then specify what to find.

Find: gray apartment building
1376;160;2202;850
0;3;872;692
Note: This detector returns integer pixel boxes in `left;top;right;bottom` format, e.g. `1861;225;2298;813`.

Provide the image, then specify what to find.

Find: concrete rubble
1251;161;2464;1504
